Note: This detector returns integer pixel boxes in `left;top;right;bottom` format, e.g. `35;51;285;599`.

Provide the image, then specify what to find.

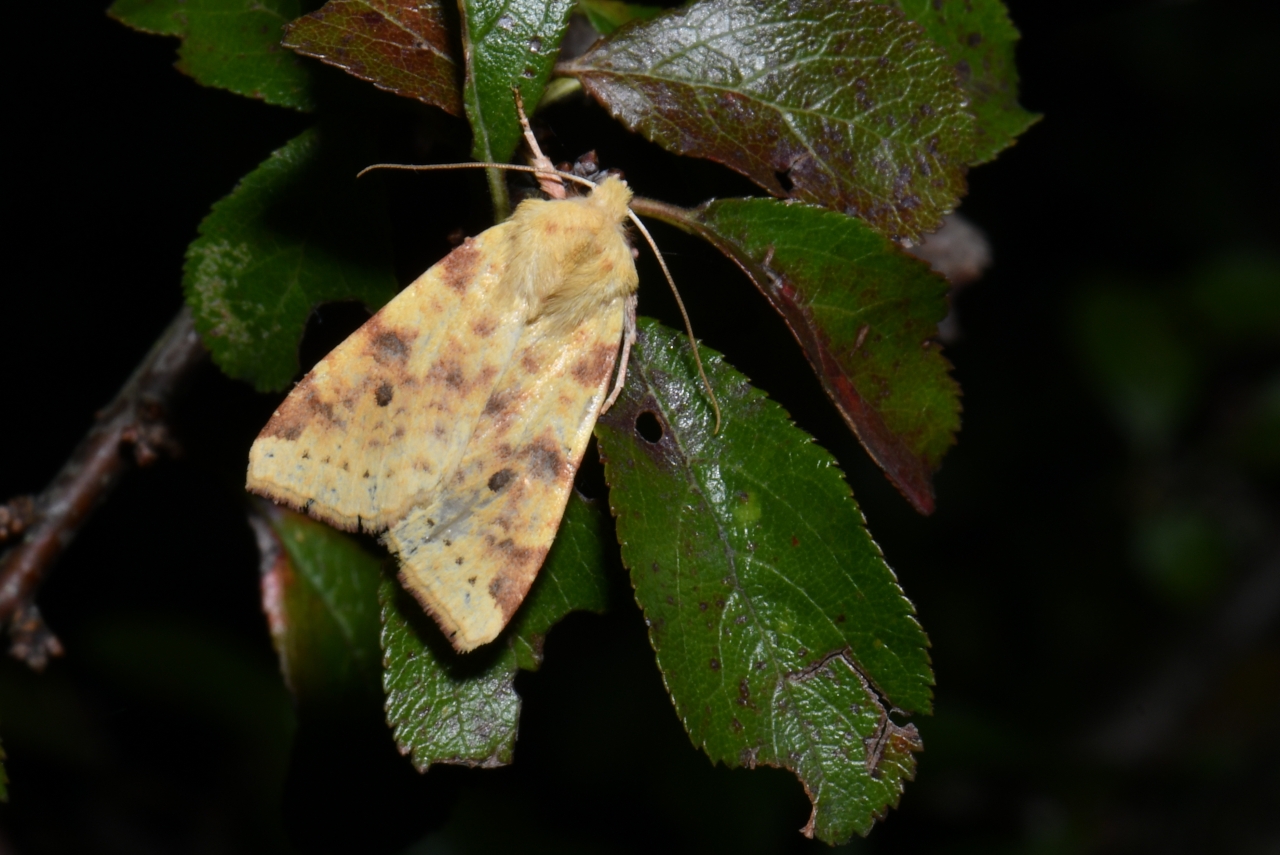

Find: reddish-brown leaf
284;0;462;114
563;0;975;243
633;196;957;514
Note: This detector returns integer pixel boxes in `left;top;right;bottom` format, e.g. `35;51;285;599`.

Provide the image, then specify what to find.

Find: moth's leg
602;294;638;414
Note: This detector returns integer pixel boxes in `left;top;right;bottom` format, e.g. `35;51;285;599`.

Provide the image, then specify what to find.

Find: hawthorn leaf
577;0;662;36
183;127;399;391
283;0;464;115
109;0;314;110
633;196;956;514
596;319;932;843
381;493;610;769
884;0;1038;163
249;500;383;704
563;0;974;242
458;0;576;218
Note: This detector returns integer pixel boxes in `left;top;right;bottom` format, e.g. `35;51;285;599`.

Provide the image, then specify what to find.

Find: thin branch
0;307;207;670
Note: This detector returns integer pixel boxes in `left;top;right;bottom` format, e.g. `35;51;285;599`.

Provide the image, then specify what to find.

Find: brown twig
0;307;207;670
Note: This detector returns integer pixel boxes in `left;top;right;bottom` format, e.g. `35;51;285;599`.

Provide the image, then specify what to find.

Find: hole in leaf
635;411;664;443
774;169;794;193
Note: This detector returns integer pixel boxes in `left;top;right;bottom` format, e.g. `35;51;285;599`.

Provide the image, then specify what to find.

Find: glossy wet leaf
596;319;932;842
634;196;956;514
460;0;575;216
283;0;463;115
381;493;609;768
563;0;974;242
886;0;1038;164
250;500;383;704
577;0;662;36
184;127;399;391
109;0;314;111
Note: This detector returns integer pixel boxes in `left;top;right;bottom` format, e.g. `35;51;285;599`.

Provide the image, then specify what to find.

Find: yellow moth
245;111;716;652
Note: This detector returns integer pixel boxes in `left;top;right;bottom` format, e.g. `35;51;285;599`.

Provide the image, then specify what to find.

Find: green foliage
251;500;384;704
283;0;463;114
109;0;314;110
563;0;975;242
637;196;956;513
183;127;399;391
460;0;576;216
596;319;932;838
576;0;663;35
108;0;1034;842
381;494;609;769
887;0;1039;163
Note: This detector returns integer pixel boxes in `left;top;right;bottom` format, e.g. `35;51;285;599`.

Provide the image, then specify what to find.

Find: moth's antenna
357;161;599;193
514;90;566;200
627;210;723;435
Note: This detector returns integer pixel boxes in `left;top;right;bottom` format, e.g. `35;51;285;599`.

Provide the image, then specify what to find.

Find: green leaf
633;196;956;514
183;127;399;391
460;0;576;217
109;0;314;111
596;318;932;843
283;0;464;115
886;0;1038;164
563;0;975;242
381;493;610;769
577;0;662;36
250;500;384;704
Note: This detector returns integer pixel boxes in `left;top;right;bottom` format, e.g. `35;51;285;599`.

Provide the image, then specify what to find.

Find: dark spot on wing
488;468;515;492
364;317;411;365
471;316;498;338
486;539;548;620
571;342;616;388
258;374;346;441
375;382;394;406
441;239;481;294
525;435;567;481
483;389;515;417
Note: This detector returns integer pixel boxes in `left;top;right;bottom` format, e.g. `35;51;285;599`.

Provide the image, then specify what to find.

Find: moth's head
587;175;633;222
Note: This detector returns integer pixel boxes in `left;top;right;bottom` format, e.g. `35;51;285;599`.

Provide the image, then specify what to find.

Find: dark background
2;1;1278;852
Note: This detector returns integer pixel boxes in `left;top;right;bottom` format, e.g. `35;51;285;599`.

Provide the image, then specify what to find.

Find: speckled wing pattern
247;224;527;533
384;305;625;650
248;177;639;651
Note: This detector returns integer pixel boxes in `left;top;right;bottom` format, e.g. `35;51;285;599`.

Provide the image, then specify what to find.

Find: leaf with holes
562;0;974;242
461;0;575;215
884;0;1037;163
109;0;314;110
184;127;399;391
633;195;955;514
250;500;383;705
577;0;663;36
381;493;609;769
596;318;932;843
283;0;463;115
